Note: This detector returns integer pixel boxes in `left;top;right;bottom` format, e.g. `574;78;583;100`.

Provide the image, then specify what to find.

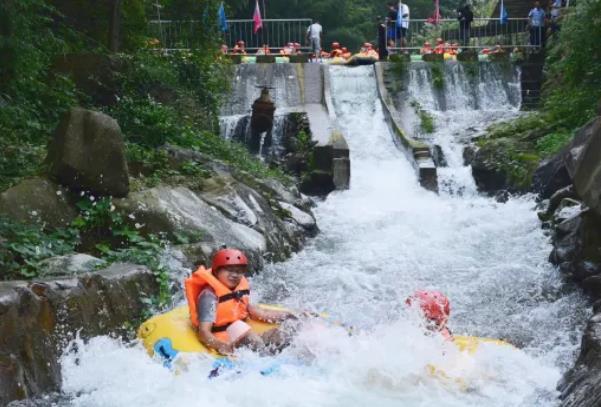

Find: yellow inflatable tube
138;304;283;357
138;305;513;361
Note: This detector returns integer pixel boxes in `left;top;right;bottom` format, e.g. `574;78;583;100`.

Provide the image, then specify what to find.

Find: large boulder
114;186;267;269
550;209;601;291
0;177;76;228
198;175;316;262
46;108;129;197
0;264;158;406
533;116;601;199
468;139;515;194
572;117;601;217
36;254;105;278
559;310;601;407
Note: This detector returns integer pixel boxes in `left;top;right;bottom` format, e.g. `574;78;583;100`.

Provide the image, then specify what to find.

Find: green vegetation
476;0;601;189
0;193;172;306
410;101;435;133
429;62;445;90
0;0;290;299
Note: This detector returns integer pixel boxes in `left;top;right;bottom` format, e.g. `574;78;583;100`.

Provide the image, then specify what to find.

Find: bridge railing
149;19;313;51
386;18;532;51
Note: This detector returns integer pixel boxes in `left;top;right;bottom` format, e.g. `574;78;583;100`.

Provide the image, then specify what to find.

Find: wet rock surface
539;114;601;406
0;177;76;228
0;264;159;405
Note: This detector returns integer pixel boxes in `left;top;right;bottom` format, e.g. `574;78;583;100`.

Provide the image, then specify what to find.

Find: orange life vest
184;266;250;342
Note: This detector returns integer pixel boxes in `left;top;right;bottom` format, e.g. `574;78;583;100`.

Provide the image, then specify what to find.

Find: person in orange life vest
280;42;295;56
406;290;454;341
420;41;433;55
330;42;343;58
186;248;296;355
341;47;352;59
232;40;247;55
256;44;271;56
433;38;445;55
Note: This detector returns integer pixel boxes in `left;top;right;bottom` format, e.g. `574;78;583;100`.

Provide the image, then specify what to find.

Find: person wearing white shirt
306;20;323;62
398;2;410;47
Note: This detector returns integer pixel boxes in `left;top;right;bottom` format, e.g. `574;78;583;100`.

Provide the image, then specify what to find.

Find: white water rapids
59;65;588;406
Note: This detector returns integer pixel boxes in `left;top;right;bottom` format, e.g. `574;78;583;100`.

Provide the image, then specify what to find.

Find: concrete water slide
222;63;350;192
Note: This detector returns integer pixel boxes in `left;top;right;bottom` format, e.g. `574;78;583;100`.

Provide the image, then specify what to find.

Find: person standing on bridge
528;1;546;48
397;1;410;48
306;20;323;62
457;4;474;47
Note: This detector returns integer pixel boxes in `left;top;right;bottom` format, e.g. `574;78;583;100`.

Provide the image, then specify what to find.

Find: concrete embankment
221;63;350;195
374;62;438;192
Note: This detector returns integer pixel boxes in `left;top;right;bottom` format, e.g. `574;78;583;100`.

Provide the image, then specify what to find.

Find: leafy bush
0;0;79;191
535;130;573;157
0;216;78;279
544;0;601;129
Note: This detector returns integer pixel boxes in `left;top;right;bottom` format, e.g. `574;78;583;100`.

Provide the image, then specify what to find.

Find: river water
59;65;588;406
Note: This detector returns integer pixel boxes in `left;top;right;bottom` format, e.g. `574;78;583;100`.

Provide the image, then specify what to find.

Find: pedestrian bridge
148;17;533;54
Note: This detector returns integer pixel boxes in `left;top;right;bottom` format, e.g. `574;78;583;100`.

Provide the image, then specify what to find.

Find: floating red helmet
211;248;248;272
406;290;450;327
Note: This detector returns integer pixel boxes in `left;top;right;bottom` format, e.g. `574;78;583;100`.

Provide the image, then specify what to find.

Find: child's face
216;265;247;289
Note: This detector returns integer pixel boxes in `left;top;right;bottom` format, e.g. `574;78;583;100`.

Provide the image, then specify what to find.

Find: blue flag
500;0;509;24
396;2;404;28
218;2;228;32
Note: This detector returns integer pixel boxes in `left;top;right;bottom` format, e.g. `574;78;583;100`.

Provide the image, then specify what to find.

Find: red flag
427;0;441;24
253;0;263;33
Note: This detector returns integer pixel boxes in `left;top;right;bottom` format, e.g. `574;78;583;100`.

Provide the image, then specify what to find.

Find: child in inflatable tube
185;248;298;356
406;290;454;341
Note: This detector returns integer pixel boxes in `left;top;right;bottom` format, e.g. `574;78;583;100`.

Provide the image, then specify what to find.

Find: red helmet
211;248;248;272
406;290;450;327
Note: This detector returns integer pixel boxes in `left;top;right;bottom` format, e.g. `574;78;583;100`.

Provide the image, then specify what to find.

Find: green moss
429;62;445;90
389;54;410;78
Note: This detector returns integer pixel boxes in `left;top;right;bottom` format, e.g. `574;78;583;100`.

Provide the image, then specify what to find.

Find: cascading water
59;65;588;406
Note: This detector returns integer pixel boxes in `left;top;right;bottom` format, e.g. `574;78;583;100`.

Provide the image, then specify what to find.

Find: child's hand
218;342;235;356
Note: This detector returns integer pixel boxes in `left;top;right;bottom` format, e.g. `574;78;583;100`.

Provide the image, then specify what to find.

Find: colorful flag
427;0;441;24
218;2;228;32
500;0;509;24
253;0;263;33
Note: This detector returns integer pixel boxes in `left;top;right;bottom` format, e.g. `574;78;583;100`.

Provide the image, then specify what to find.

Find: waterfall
59;65;588;407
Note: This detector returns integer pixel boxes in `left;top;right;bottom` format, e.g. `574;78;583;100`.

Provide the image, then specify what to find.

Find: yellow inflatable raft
139;305;512;362
138;304;282;359
347;54;379;66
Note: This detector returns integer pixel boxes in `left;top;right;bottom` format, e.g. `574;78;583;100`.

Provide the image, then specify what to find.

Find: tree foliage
544;0;601;129
222;0;469;50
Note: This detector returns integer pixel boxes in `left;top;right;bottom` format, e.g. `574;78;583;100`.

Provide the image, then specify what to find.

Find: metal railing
386;18;532;51
148;19;313;51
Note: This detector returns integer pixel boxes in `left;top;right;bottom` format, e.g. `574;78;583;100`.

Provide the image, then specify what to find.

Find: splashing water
60;65;588;406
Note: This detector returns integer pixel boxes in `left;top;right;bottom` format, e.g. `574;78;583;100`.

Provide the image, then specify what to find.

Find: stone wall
534;114;601;406
0;264;159;405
